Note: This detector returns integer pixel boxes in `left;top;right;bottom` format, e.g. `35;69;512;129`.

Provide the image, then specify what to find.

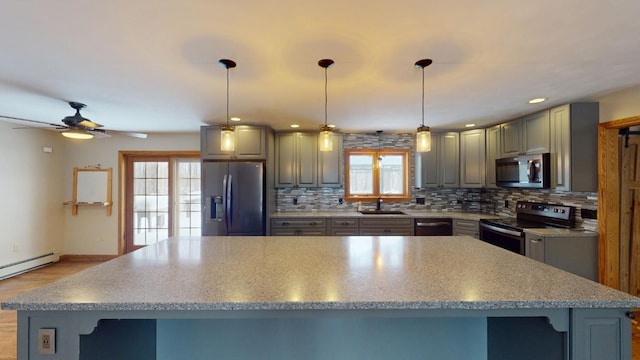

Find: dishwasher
414;218;453;236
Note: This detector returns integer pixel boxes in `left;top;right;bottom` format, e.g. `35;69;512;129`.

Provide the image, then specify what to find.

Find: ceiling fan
0;101;147;139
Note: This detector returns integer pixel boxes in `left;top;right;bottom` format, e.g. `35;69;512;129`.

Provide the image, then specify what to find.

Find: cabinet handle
341;222;349;226
309;221;317;226
384;229;391;233
282;222;290;226
530;238;542;243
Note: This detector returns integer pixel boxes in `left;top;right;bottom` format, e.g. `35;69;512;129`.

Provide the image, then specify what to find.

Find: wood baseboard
59;254;118;262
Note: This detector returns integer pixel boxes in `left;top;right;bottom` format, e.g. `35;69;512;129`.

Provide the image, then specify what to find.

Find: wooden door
620;136;640;296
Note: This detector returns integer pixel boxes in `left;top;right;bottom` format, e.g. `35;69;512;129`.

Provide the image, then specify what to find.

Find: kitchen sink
359;210;406;215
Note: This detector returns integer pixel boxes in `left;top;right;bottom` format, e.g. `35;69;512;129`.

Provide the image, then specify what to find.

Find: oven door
479;222;525;255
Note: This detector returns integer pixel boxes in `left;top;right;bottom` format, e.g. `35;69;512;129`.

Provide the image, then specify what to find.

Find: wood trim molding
597;115;640;289
59;254;118;262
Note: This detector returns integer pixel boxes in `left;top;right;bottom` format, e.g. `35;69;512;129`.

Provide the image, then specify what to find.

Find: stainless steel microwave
496;153;551;188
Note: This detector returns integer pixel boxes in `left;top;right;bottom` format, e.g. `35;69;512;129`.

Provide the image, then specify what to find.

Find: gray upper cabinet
416;132;459;188
485;124;501;188
460;129;485;188
500;120;522;157
275;132;317;188
317;133;343;187
500;110;550;157
201;125;268;160
522;110;550;154
550;103;599;192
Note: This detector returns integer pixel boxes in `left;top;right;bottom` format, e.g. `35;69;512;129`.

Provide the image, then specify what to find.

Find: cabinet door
500;120;522;157
275;133;297;187
201;126;266;160
318;134;343;187
296;132;317;187
485;125;501;188
525;233;545;262
201;126;232;160
550;105;570;191
416;133;440;188
440;132;460;187
460;129;485;188
522;110;550;154
235;126;267;159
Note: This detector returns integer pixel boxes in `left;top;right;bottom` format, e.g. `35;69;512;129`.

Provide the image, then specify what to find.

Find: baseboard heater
0;253;59;280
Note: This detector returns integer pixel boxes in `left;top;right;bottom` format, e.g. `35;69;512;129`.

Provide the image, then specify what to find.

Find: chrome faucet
376;197;383;211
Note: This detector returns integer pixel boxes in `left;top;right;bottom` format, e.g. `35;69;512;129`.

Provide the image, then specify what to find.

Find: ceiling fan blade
103;129;148;139
0;114;63;128
87;128;112;138
77;119;103;129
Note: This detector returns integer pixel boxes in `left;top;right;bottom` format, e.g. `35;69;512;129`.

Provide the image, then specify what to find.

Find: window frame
344;148;411;202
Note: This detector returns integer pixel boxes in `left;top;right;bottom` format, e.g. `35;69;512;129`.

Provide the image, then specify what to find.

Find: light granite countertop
272;211;502;221
3;236;638;312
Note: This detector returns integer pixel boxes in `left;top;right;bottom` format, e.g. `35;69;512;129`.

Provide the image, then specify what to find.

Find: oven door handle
480;223;523;237
416;222;451;227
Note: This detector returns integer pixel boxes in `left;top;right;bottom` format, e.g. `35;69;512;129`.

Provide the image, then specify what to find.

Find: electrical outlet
504;200;509;208
12;244;19;252
38;328;56;355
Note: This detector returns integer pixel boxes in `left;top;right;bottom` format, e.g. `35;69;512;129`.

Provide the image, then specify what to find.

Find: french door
122;152;200;253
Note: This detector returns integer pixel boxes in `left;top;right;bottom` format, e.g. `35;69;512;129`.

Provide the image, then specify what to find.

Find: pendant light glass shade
219;59;236;152
416;125;431;152
61;129;94;140
415;58;433;153
318;59;335;152
319;125;333;152
220;124;235;152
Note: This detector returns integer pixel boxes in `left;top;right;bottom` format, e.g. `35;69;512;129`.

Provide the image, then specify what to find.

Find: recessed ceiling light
290;124;300;128
528;98;546;104
464;123;476;128
230;117;241;122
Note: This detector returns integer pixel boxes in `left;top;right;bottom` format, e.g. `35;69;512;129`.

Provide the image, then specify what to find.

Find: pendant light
318;58;334;152
219;59;236;152
415;58;433;152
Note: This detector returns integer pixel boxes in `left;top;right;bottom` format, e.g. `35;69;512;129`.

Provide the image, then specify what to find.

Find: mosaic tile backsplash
275;132;598;232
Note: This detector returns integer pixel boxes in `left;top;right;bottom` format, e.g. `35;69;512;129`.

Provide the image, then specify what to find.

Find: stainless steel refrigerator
201;161;266;236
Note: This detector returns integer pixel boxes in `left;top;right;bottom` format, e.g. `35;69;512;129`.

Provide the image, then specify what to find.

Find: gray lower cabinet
452;219;479;239
328;218;359;236
358;218;414;236
271;218;327;236
525;232;598;281
201;125;269;160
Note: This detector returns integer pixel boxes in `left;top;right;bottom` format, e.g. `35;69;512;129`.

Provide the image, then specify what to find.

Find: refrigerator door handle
227;175;233;228
223;174;229;231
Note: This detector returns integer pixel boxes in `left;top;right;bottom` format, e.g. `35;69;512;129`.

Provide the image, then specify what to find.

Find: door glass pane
175;159;201;236
133;161;169;245
379;154;404;194
349;154;374;195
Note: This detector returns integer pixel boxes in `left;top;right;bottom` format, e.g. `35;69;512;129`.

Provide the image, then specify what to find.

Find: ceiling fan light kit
61;128;95;140
318;58;335;152
219;58;237;152
415;58;433;153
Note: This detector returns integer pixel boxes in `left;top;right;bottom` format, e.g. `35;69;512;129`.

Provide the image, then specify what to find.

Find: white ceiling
1;0;640;135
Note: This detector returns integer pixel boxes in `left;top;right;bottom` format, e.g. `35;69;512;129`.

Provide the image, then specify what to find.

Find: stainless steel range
479;201;576;255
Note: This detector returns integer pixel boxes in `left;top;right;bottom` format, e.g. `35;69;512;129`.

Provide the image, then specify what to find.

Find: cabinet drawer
331;218;358;228
358;218;413;228
271;218;326;228
453;219;478;231
359;229;414;236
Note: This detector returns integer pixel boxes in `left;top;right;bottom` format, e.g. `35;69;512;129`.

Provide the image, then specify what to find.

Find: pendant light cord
226;66;230;127
324;66;328;127
421;66;425;127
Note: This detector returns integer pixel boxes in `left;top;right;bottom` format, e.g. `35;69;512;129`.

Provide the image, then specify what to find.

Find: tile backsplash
275;132;598;232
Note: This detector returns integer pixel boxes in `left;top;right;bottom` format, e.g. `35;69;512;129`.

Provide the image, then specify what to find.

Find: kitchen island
3;236;640;360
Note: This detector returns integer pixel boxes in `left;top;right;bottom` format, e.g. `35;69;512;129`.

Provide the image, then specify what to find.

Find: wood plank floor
0;260;639;360
0;261;103;360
